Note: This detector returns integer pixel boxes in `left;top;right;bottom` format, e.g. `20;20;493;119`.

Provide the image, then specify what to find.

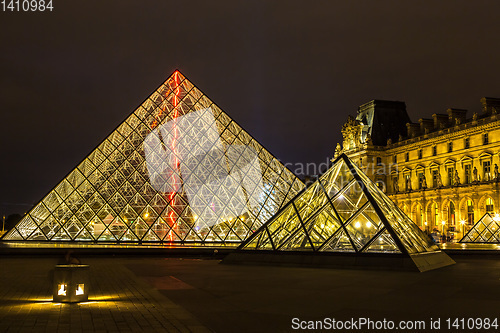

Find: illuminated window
76;284;85;296
464;164;471;184
447;167;454;186
448;202;455;225
415;204;423;227
467;200;474;225
486;198;494;214
418;172;425;189
483;160;491;181
431;202;438;226
432;169;438;188
58;284;67;296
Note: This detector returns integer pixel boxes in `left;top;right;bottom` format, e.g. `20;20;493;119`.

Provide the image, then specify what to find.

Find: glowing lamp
53;264;90;303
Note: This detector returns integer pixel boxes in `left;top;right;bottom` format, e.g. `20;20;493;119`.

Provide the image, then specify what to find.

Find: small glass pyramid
241;154;439;254
3;71;305;245
460;213;500;243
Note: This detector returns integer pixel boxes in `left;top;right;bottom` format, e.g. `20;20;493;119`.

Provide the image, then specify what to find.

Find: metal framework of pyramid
225;154;454;271
2;70;304;245
460;213;500;243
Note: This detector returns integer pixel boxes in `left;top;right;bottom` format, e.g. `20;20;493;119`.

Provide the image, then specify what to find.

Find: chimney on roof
406;123;420;138
480;97;500;115
419;118;434;134
447;108;467;125
432;114;449;130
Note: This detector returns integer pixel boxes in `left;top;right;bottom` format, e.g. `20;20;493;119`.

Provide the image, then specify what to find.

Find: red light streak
167;71;181;242
169;71;181;201
168;211;175;242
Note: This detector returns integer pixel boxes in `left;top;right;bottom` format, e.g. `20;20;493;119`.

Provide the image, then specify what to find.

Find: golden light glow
76;284;84;295
366;221;372;228
144;212;149;218
57;284;66;296
354;221;361;228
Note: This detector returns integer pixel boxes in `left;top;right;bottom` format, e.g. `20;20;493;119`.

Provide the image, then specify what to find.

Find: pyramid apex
3;70;305;246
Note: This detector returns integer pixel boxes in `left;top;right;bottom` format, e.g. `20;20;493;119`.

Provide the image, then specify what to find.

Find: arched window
415;204;423;227
448;202;455;225
432;202;438;227
486;198;494;214
467;200;474;225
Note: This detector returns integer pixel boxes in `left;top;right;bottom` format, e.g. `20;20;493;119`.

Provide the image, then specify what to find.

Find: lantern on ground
53;264;90;303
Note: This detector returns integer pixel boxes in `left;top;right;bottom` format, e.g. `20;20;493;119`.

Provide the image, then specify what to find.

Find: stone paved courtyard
0;257;209;333
1;255;499;332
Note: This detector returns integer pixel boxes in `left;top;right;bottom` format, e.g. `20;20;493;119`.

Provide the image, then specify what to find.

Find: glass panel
279;228;313;251
463;214;500;243
266;205;302;248
64;216;86;240
320;229;355;252
344;204;384;250
320;160;354;197
363;229;401;253
332;181;367;222
305;207;343;248
294;182;328;223
241;232;262;250
15;216;38;239
257;229;274;250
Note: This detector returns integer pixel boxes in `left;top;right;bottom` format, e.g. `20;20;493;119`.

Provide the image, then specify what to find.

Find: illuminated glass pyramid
238;154;443;255
3;71;304;245
460;213;500;243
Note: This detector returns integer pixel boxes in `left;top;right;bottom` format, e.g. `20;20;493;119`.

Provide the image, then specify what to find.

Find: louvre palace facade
336;97;500;241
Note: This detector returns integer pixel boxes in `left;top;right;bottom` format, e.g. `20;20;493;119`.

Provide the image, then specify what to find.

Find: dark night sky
1;0;499;216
